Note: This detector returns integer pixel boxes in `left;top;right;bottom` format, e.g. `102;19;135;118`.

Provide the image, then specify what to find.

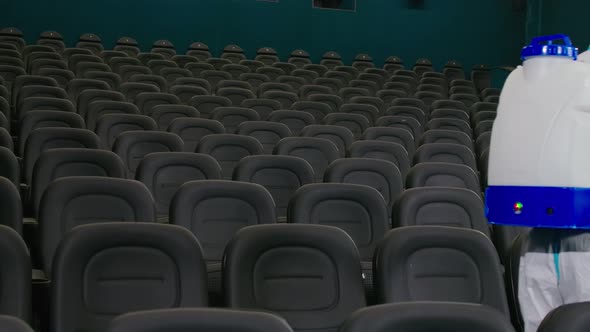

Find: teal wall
0;0;525;68
539;0;588;50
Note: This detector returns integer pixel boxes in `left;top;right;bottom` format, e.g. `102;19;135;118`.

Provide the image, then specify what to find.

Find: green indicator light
513;202;523;215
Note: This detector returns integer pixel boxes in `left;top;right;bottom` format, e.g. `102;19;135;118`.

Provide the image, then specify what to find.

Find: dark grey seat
113;131;184;178
134;92;180;116
268;110;316;136
224;224;366;332
0;147;19;186
136;152;222;218
340;103;379;125
414;143;478;171
406;162;481;194
300;125;354;158
292;101;333;122
421;129;474;151
51;223;208;332
95;114;157;149
196;134;263;180
120;82;159;103
171;180;276;261
241;98;282;120
392;187;489;237
274;137;339;182
374;226;509;317
0;316;34;332
18;110;85;156
325;158;403;216
236;121;292;154
537;302;590;332
211;107;260;134
234;155;314;220
323;113;370;140
109;308;294;332
188;95;232;119
0;177;22;234
217;87;256;106
0;225;31;323
151;105;200;130
384;106;426;127
85;101;140;131
362;126;415;157
348;141;411;179
31;148;126;216
39;177;157;275
288;183;389;262
167;118;225;152
340;302;515;332
23;128;101;184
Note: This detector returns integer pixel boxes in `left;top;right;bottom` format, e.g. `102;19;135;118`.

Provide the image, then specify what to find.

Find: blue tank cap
521;34;578;60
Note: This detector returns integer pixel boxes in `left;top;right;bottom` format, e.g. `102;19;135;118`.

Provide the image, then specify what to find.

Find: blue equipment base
485;186;590;229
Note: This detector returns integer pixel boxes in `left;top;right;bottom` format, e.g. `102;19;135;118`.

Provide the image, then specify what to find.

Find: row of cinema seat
0;27;547;332
0;217;581;332
0;220;510;332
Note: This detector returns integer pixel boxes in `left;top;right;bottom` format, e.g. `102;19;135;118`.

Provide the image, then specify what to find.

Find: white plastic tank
486;34;590;228
579;47;590;62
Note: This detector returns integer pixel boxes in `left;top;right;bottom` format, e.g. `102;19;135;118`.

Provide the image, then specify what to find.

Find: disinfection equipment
486;34;590;228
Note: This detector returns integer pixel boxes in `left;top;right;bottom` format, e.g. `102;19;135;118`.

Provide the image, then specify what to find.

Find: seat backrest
421;129;474;150
292;101;333;122
134;92;180;116
196;134;264;179
348;141;410;179
362;126;415;157
236;121;292;154
211;107;260;134
537;302;590;332
340;302;515;332
392;187;489;236
300;124;354;158
0;147;19;185
234;155;314;219
0;316;34;332
51;223;208;332
151;105;200;131
77;89;125;119
120;82;159;103
112;131;184;178
414;143;477;171
288;183;389;260
374;226;509;316
0;225;31;322
224;224;366;332
261;91;299;109
188;95;232;119
18;110;85;156
268;110;315;136
95;114;157;149
32;148;126;215
325;158;403;217
136;152;222;217
240;98;281;120
86;100;140;131
171;180;276;261
406;162;481;194
39;177;156;275
110;308;293;332
127;74;166;92
0;177;22;234
167;118;225;152
24;127;101;184
323;113;370;140
274;137;340;182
